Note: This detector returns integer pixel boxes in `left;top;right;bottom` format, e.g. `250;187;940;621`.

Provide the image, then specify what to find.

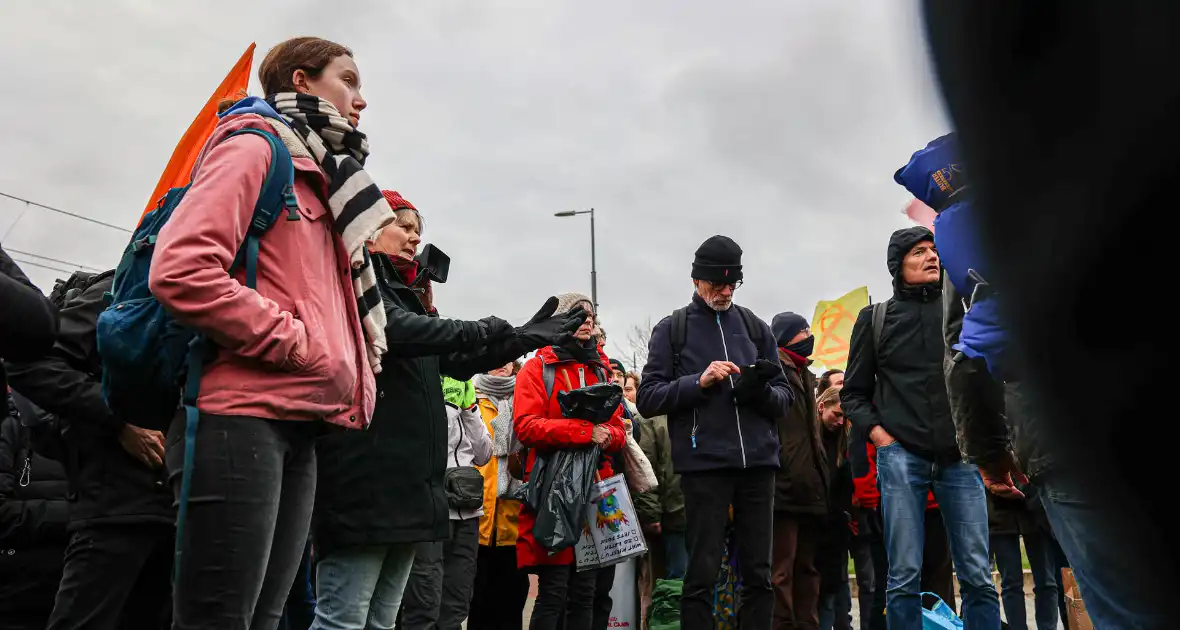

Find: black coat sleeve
0;247;58;362
636;317;709;418
439;337;528;382
841;306;883;445
0;416;69;546
753;319;794;419
382;297;488;360
4;277;121;434
942;277;1009;465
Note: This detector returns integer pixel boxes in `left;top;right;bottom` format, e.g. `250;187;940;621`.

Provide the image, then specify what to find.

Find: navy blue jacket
637;294;792;473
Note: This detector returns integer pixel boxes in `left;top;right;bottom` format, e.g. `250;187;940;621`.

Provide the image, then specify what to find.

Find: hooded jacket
637;294;792;473
842;227;958;466
443;376;493;521
0;247;57;394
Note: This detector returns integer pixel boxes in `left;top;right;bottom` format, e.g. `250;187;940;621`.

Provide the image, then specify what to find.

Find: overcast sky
0;1;948;370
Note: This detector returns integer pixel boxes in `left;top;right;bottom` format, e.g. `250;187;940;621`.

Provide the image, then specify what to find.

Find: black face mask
786;335;815;358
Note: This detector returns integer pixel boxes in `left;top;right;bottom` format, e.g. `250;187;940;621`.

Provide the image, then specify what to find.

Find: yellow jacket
476;397;522;547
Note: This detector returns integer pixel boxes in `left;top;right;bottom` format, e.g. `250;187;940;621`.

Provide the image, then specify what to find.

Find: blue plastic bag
921;592;964;629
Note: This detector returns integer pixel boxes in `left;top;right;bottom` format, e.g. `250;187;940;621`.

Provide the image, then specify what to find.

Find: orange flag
140;43;256;222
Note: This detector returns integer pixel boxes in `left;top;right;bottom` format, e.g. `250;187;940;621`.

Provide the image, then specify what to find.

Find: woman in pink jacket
149;36;392;629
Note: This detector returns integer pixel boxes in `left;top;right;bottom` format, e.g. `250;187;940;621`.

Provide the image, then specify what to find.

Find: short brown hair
624;372;641;388
259;37;352;95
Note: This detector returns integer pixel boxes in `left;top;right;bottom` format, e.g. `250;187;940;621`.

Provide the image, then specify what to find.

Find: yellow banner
811;286;869;371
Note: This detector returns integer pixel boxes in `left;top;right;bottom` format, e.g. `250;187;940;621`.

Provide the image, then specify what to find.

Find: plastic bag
557;383;623;424
920;592;964;629
522;445;602;552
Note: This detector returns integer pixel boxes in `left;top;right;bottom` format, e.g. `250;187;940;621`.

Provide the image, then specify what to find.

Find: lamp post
553;208;597;312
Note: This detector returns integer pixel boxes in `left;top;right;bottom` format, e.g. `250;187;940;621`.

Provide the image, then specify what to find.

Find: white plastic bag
622;417;658;494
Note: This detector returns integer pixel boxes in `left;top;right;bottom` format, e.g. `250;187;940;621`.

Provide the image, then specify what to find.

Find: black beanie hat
609;359;626;375
692;235;743;284
771;312;809;347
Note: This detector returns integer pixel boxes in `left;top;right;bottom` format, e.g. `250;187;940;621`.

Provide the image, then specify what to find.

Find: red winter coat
514;346;627;568
853;442;938;511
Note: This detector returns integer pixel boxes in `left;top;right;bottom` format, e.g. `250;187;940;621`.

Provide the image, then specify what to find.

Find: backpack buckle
283;187;300;221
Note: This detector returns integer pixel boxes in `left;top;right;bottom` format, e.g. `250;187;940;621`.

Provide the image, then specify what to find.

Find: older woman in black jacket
311;192;585;630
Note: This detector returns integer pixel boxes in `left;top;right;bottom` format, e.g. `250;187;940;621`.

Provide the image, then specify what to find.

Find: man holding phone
637;235;793;630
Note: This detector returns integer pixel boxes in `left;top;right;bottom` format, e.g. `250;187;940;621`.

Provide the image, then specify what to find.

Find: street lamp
553;208;597;312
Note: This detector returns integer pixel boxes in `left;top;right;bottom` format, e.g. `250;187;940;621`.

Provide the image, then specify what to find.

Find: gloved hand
515;297;588;351
479;316;515;342
731;359;781;405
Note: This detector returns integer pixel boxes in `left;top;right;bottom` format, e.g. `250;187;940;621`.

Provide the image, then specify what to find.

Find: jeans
663;530;688;580
398;519;481;630
529;565;599;630
771;513;821;630
681;468;775;630
991;533;1059;630
817;581;851;630
281;538;317;630
312;544;417;630
46;524;173;630
1038;472;1168;629
167;413;317;630
875;443;999;629
468;545;529;630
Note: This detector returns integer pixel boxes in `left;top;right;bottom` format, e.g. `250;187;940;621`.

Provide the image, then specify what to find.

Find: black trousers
399;518;481;630
591;564;617;630
530;565;599;630
681;468;775;630
166;413;317;630
468;545;529;630
46;524;173;630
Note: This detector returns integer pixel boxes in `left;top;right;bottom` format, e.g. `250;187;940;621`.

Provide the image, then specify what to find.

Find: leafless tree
624;317;654;372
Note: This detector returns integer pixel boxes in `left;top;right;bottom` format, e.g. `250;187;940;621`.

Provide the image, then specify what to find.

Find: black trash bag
557;383;623;424
522;445;603;552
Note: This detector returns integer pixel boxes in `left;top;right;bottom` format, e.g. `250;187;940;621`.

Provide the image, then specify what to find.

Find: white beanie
554;292;593;316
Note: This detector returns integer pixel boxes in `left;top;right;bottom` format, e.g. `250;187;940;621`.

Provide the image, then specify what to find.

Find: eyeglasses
705;279;743;290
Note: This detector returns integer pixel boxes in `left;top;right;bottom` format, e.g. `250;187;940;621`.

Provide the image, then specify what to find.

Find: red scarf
779;347;809;370
387;254;435;313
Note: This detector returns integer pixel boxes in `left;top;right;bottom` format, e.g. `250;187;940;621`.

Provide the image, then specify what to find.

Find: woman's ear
292;68;309;93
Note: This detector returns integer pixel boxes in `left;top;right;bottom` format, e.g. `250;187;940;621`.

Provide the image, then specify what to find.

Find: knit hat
771;312;809;347
554;292;593;317
609;359;626;375
692;235;743;284
382;190;417;212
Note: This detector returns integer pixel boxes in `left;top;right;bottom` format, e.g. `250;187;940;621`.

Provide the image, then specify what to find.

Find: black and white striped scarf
265;92;392;373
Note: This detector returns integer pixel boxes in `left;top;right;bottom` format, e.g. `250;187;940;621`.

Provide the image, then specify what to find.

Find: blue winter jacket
637;294;792;473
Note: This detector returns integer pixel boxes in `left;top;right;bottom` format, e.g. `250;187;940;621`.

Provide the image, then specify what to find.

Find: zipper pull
691;434;697;449
19;457;31;487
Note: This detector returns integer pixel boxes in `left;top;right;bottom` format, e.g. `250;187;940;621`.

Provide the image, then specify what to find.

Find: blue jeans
875;443;999;629
818;581;852;630
311;544;417;630
663;531;688;580
991;533;1058;630
1038;473;1168;629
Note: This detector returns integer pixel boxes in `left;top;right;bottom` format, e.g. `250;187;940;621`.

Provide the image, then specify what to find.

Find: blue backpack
95;127;299;580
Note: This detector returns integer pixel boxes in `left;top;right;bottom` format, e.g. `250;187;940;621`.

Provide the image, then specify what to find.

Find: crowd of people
0;27;1165;630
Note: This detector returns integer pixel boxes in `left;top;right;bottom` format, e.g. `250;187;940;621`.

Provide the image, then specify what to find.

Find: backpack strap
174;128;296;583
871;300;889;357
542;362;557;399
670;307;689;377
735;306;767;361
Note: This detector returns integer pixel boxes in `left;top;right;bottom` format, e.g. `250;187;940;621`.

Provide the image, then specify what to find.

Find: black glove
479;316;515;342
515;297;588;351
732;359;780;405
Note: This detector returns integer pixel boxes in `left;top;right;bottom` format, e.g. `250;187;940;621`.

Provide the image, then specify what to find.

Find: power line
0;190;133;234
3;247;104;273
10;256;74;276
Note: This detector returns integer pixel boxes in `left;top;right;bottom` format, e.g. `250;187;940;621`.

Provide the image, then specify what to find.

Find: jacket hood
887;226;940;299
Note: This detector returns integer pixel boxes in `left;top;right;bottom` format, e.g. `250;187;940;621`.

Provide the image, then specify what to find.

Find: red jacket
853;442;938;511
514;346;627;568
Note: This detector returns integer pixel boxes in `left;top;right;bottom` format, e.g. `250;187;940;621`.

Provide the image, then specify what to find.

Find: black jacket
0;247;58;393
815;426;853;593
637;294;792;473
774;355;827;515
843;227;958;466
313;254;518;554
0;400;70;626
3;275;174;529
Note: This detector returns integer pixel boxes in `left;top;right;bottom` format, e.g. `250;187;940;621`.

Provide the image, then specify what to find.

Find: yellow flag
811;286;870;371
